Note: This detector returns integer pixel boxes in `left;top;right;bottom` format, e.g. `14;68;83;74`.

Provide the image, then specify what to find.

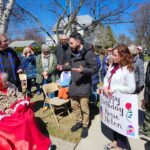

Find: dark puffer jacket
63;43;98;97
144;61;150;103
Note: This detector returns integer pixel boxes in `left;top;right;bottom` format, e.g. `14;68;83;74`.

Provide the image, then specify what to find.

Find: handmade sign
100;92;138;139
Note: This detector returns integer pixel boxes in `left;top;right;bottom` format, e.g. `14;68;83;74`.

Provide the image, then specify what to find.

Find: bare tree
15;3;56;45
117;34;132;46
132;2;150;49
84;0;133;25
23;29;45;44
0;0;15;33
45;0;85;39
0;0;134;45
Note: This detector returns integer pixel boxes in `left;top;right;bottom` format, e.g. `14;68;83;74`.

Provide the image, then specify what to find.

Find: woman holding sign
103;45;136;150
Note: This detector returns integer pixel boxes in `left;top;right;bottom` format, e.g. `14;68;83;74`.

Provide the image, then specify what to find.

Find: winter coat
63;43;98;97
101;55;107;82
0;48;22;86
144;61;150;102
103;65;136;94
36;53;57;84
133;55;144;93
92;54;101;84
20;54;37;79
55;43;71;65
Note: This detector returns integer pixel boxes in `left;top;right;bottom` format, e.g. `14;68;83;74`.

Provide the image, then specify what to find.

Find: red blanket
0;104;51;150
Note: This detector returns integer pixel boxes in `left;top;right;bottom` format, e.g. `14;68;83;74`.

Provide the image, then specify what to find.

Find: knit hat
41;44;51;52
128;44;138;55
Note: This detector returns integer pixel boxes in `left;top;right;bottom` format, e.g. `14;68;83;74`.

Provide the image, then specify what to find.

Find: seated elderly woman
0;73;51;150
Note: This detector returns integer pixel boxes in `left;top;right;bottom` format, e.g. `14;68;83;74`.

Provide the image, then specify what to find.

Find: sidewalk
75;114;150;150
50;135;76;150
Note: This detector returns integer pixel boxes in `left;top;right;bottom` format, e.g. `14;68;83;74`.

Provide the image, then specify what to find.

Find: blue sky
10;0;149;40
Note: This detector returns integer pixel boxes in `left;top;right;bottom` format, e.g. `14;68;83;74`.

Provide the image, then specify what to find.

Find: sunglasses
43;51;50;54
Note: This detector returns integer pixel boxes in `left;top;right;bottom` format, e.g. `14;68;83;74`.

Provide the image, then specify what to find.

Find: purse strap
108;65;120;89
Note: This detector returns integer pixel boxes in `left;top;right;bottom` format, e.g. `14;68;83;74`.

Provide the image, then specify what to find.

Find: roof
9;40;40;47
53;15;93;31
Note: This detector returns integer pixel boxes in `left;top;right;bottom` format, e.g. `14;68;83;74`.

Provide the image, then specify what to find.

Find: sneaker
43;103;49;111
71;122;82;132
81;127;88;138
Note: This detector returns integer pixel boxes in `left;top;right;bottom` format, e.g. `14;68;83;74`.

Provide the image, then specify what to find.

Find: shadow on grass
35;117;57;150
35;117;49;137
32;100;44;112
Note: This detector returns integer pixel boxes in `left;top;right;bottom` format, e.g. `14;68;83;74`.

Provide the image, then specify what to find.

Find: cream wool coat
103;65;136;94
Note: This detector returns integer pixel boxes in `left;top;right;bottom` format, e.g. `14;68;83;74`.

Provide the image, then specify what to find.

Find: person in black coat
60;32;98;138
140;61;150;136
55;34;71;76
0;34;22;90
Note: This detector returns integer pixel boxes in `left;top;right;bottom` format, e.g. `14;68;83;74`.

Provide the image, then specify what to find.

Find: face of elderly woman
0;80;8;90
0;73;8;90
112;49;121;64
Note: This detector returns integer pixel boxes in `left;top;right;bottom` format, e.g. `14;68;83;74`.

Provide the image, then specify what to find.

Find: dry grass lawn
30;93;82;144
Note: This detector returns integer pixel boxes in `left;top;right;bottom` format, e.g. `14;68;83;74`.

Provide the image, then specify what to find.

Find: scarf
108;64;120;89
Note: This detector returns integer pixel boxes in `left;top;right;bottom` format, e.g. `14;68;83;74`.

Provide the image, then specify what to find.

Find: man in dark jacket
0;34;22;89
61;32;98;138
55;34;71;75
140;61;150;136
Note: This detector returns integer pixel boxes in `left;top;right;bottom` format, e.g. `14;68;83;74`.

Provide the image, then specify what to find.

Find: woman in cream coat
103;45;136;150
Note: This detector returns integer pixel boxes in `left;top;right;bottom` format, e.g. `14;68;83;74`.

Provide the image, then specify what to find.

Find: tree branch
16;3;56;45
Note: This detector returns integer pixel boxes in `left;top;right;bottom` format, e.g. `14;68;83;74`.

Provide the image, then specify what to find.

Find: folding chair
19;73;27;97
42;82;72;126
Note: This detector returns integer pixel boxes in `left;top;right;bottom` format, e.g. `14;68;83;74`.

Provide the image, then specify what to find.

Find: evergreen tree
106;25;116;47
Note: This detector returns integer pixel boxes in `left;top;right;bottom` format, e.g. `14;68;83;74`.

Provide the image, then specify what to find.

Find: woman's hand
103;88;112;97
5;108;13;115
42;71;48;76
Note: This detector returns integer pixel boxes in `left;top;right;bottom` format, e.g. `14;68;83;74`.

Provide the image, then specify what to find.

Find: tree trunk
0;0;15;34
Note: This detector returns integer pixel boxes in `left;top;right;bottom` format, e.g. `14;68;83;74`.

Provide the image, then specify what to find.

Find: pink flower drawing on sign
125;103;133;123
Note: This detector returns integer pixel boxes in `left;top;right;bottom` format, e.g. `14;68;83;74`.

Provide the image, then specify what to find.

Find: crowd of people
0;32;149;150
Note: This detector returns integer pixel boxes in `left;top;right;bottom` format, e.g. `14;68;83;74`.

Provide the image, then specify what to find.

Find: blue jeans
37;78;52;92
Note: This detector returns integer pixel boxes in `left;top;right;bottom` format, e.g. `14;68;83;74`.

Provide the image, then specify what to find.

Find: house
9;40;40;48
46;15;93;46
